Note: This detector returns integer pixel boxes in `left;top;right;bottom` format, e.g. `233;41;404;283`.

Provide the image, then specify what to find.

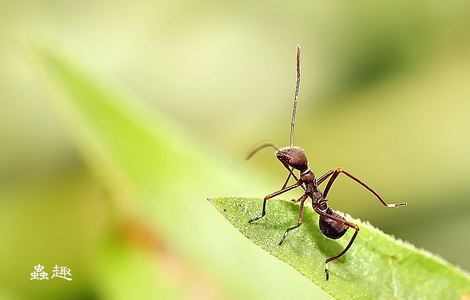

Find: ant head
276;146;308;171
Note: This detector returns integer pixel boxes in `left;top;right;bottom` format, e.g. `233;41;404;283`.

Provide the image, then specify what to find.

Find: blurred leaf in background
27;45;329;299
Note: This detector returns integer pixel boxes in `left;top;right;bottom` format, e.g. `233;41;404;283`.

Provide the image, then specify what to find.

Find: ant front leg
279;162;306;201
318;168;407;207
281;167;304;202
249;180;302;223
280;162;300;190
278;193;308;245
280;169;293;189
313;206;360;280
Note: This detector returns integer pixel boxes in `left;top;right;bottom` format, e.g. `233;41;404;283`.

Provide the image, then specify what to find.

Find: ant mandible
246;45;407;280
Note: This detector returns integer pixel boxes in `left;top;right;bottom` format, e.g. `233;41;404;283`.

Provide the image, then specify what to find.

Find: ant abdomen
319;208;348;239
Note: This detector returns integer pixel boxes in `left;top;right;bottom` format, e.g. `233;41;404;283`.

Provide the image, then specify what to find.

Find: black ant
246;45;407;280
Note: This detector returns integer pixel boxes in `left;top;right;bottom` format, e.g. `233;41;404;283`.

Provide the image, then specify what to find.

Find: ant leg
280;162;308;197
320;168;407;207
280;162;301;188
280;170;293;189
313;206;359;280
278;193;308;245
280;163;305;201
249;180;302;223
316;169;335;185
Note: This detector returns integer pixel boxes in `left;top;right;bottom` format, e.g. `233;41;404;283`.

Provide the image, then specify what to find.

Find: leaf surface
210;197;470;299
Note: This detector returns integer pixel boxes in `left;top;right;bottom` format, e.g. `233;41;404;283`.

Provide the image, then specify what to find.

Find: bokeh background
1;0;470;299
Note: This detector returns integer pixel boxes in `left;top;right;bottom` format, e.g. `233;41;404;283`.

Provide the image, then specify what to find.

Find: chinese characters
30;264;72;281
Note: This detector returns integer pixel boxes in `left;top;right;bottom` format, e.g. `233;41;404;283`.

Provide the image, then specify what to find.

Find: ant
246;45;407;280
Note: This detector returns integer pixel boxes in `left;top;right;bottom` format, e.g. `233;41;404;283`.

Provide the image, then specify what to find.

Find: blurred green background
1;0;470;299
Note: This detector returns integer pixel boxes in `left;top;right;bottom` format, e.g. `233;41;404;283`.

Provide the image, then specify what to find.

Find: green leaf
95;240;184;300
30;46;330;299
210;197;470;299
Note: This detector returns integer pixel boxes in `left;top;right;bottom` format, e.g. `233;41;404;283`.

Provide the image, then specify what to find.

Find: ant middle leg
316;169;335;185
278;193;308;245
318;168;407;207
249;180;302;223
313;206;360;280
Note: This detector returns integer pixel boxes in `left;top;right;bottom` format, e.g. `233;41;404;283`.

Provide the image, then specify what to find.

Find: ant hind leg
314;206;360;280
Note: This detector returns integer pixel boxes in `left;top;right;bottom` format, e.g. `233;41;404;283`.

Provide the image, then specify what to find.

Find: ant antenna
290;45;301;147
246;143;279;160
